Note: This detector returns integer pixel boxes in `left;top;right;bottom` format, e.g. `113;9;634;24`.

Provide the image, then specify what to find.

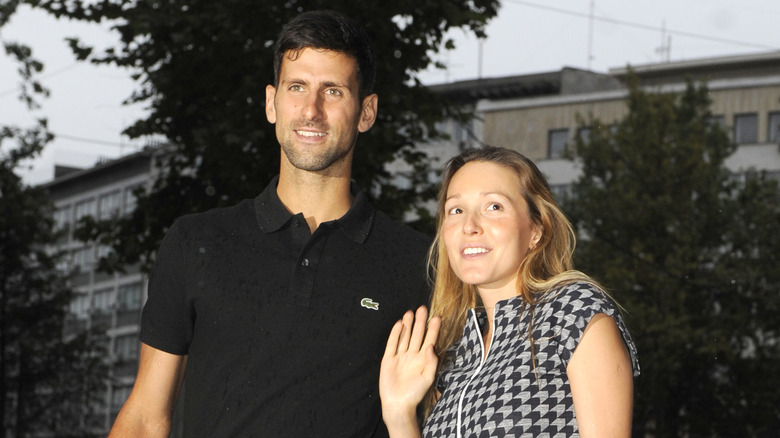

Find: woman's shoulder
543;281;641;376
544;280;610;308
534;279;625;329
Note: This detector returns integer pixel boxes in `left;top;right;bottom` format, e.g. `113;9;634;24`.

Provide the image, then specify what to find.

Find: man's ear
265;85;277;124
358;94;378;133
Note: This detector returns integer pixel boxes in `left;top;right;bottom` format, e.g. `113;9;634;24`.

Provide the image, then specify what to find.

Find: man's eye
325;89;342;96
487;203;502;211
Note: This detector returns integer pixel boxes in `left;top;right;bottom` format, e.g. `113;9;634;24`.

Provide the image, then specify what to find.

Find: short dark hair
273;10;376;100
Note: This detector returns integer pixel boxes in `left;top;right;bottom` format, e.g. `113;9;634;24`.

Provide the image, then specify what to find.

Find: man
109;10;430;438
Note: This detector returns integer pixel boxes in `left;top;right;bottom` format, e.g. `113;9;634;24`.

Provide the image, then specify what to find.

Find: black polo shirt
140;177;431;438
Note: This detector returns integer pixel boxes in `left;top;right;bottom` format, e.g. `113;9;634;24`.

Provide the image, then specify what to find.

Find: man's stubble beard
278;123;357;172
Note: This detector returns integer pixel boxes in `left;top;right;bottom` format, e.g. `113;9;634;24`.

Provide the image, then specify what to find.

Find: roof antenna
478;38;484;79
587;0;595;69
656;20;672;62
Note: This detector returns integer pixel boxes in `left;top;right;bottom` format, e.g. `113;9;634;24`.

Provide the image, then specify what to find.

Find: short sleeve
139;219;194;355
551;282;640;377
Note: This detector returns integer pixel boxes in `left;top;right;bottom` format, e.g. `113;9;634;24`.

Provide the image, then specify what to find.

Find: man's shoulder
370;209;431;248
172;198;256;235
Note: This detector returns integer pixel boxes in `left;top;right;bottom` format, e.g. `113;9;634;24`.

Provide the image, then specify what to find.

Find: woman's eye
447;207;462;215
487;203;502;211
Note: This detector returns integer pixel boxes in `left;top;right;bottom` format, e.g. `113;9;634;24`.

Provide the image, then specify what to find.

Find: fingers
383;320;403;358
408;306;429;352
424;315;442;349
397;310;415;353
385;307;439;357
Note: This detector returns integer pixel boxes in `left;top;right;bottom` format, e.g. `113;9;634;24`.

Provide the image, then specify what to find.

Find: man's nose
302;93;324;121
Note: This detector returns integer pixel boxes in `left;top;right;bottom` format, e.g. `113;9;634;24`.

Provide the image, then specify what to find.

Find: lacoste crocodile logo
360;298;379;310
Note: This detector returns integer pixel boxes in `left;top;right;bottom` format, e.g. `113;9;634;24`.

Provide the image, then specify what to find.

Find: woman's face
442;161;541;300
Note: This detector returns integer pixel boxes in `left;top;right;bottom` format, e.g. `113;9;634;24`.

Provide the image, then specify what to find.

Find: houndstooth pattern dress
422;281;640;438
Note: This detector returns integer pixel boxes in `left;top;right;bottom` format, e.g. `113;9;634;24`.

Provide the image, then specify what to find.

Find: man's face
265;48;377;176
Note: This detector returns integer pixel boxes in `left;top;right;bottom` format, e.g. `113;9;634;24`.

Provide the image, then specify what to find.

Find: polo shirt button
292;219;300;227
301;258;310;267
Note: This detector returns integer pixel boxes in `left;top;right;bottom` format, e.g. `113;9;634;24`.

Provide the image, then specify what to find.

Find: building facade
471;52;780;188
44;149;155;433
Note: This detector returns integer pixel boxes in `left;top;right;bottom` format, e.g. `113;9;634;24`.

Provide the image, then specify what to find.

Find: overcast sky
2;0;779;185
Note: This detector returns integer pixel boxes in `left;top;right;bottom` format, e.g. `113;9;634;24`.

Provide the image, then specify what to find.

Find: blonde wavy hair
423;146;599;416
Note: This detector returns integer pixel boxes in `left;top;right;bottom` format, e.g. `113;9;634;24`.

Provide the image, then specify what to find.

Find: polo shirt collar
336;183;374;244
254;175;374;244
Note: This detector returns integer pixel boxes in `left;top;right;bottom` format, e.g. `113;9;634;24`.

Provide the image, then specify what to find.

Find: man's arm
108;343;187;437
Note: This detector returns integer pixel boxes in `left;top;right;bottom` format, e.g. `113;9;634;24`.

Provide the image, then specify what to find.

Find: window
550;184;572;201
768;112;780;143
72;246;95;270
576;127;591;145
74;198;97;220
734;113;758;144
709;115;727;132
53;206;71;232
118;282;143;311
548;128;569;159
99;191;122;220
97;245;112;259
111;385;132;415
70;293;90;320
114;335;140;362
124;186;140;214
454;118;474;146
56;253;71;273
93;288;116;314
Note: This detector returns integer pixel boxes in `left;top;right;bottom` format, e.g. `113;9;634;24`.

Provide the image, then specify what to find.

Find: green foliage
2;1;50;110
18;0;498;272
565;76;780;436
0;123;108;437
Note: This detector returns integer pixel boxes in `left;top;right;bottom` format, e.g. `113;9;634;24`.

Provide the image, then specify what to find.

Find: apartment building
467;51;780;188
44;148;155;432
387;66;622;217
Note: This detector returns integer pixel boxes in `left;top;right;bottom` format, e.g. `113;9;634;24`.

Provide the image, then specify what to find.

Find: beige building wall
480;80;780;162
482;96;627;160
709;84;780;142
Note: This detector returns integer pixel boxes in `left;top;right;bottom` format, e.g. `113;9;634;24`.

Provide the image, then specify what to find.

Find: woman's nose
463;212;482;235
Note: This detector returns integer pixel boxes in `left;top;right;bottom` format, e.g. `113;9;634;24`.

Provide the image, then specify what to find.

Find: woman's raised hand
380;306;441;437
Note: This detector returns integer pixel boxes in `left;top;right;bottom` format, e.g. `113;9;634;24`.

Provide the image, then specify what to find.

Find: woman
380;146;640;437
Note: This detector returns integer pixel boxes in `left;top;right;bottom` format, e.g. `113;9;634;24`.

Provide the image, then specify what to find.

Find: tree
1;1;49;111
0;123;108;437
6;0;499;272
564;76;780;436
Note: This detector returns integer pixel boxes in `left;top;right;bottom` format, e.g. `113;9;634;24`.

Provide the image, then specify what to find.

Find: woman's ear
529;228;542;250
